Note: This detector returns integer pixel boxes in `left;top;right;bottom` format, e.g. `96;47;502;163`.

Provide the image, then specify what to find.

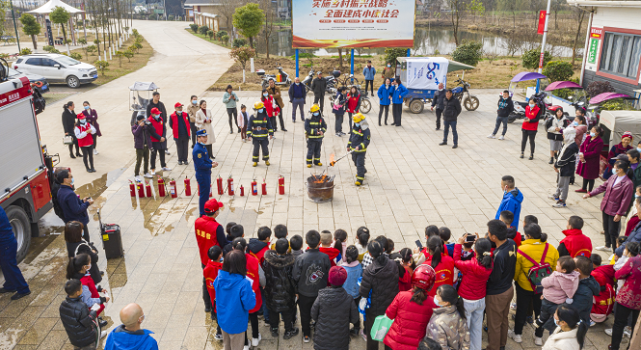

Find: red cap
150;107;161;116
411;265;436;292
77;113;86;119
328;266;347;286
622;131;633;140
204;199;223;214
174;102;183;108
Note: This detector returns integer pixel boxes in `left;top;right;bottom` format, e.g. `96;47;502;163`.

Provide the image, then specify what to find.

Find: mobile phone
465;235;476;243
415;240;423;249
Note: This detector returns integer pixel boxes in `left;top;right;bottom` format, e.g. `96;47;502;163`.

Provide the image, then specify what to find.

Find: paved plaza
0;21;627;350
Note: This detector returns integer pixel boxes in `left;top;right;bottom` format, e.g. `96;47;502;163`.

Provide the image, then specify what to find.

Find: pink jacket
542;270;580;305
589;175;634;216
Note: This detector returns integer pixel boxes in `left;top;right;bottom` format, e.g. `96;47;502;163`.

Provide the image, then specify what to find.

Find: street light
9;0;21;52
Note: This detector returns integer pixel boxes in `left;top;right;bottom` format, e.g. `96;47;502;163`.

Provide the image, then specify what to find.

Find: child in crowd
614;238;632;291
59;279;105;349
572;256;600;325
386;238;395;255
248;226;272;264
263;238;299;339
319;230;340;266
413;225;441;265
341;245;363;335
453;235;493;350
203;246;223;340
290;234;304;258
424;236;455;297
558;216;592;258
66;254;109;320
590;254;616;324
333;229;348;263
426;284;470;350
311;266;359;350
439;226;455;256
500;210;522;247
356;226;370;262
362;235;389;268
270;224;289;251
610;241;641;350
534;256;580;345
238;104;249;142
225;222;237;243
396;248;415;292
224;224;244;255
624;186;641;236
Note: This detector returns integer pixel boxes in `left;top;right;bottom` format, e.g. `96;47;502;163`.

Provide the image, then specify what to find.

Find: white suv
13;53;98;88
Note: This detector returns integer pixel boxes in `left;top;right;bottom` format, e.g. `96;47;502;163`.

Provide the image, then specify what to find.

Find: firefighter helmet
411;264;436;292
310;104;320;113
253;101;265;110
352;113;365;123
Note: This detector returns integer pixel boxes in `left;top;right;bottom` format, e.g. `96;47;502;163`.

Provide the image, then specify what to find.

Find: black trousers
244;312;259;343
364;79;374;95
582;178;595;192
534;299;560;337
205;144;214;159
81;146;94;170
521;130;537;155
68;136;80;155
268;307;294;332
175;137;189;162
276;110;286;130
227;108;238;132
514;283;542;335
603;212;621;252
313;94;325;114
435;108;442;129
611;302;640;350
82;224;90;242
252;138;269;161
392;103;403;126
335;114;344;133
298;294;316;337
352;152;366;181
135;147;149;176
201;263;212;310
378;104;389;125
190;121;197;147
306;140;322;165
347;112;354;131
92;134;98;149
150;143;166;169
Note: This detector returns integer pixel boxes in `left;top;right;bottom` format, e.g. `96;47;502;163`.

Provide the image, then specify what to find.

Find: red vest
591;283;615;322
250;245;270;265
148;116;165;142
560;229;593;258
203;260;223;307
76;124;94;148
522;105;540;131
246;253;262;313
194;216;220;266
424;253;455;297
170;111;191;139
262;95;274;117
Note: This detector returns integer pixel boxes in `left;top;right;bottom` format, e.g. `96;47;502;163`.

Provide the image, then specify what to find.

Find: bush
587;80;615;98
86;45;97;55
123;50;134;62
70;52;82;60
543;61;574;82
229;46;256;70
20;48;32;55
601;98;634;111
216;30;228;40
522;48;551;69
451;41;483;66
95;60;109;75
384;48;407;67
147;14;155;21
190;23;199;33
168;15;174;21
207;30;214;41
42;45;60;54
221;35;229;43
198;26;209;35
233;38;247;48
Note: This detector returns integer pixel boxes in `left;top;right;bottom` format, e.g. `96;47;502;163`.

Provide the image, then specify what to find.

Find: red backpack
518;243;552;294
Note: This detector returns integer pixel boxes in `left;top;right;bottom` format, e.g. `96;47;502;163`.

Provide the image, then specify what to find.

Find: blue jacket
617;221;641;256
342;263;363;299
377;84;393;106
104;325;158;350
495;188;523;228
58;185;90;224
362;66;376;80
214;270;256;334
391;83;408;104
192;143;213;173
0;206;12;239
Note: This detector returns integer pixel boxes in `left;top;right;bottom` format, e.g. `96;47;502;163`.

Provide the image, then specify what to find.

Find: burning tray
307;174;335;202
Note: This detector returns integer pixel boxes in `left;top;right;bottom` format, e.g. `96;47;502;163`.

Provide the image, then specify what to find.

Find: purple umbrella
511;72;547;82
545;81;583;91
589;92;632;105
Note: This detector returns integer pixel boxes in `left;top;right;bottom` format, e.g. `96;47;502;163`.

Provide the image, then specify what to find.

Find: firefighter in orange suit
194;199;229;312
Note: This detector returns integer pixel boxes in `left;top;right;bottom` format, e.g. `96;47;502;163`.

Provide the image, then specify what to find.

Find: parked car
13;53;97;88
8;67;49;94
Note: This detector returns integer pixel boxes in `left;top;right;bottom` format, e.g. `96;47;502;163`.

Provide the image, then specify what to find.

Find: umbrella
545;81;583;91
589;92;631;105
511;72;547;82
129;82;159;91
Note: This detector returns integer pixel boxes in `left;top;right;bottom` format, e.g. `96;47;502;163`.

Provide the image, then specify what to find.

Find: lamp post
536;0;552;93
9;0;21;52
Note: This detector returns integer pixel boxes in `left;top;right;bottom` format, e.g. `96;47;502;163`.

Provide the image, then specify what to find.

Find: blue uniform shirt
193;143;213;172
0;206;13;238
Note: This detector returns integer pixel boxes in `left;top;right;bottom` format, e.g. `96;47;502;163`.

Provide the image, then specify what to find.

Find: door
23;57;44;76
40;58;65;81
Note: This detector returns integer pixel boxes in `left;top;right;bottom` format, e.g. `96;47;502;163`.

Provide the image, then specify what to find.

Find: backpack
518;243;552;294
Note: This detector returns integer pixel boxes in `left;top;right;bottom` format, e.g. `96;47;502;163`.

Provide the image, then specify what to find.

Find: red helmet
412;264;436;292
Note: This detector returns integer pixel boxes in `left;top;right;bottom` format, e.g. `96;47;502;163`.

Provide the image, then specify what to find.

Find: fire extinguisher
145;182;152;197
278;176;285;195
240;185;245;196
129;181;136;197
251;180;258;195
184;177;191;196
261;179;267;195
137;182;145;198
209;184;213;197
169;179;177;198
228;176;234;196
158;177;166;197
217;176;224;195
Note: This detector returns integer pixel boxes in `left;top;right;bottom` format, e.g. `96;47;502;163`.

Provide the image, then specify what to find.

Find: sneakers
100;330;107;339
283;327;299;340
335;133;342;137
590;320;596;327
264;320;270;327
252;333;261;346
624;326;632;337
439;142;447;146
244;346;249;350
534;336;543;346
144;173;153;179
214;333;223;341
553;201;566;208
575;189;587;193
94;149;99;155
303;335;311;343
499;135;505;140
605;328;612;336
270;328;278;337
508;330;522;343
452;145;458;149
487;134;496;139
510;302;517;310
596;246;610;252
548;194;560;200
161;167;172;171
135;175;142;182
151;170;156;175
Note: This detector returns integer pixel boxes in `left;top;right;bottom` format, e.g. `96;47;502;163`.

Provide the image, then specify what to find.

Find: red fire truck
0;75;52;262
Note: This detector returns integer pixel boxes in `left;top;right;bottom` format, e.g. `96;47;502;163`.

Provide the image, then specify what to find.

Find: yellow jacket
514;239;559;291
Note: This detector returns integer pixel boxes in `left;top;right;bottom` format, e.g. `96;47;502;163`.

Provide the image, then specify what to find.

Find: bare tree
447;0;463;46
552;0;567;30
259;0;276;58
571;7;586;66
219;0;246;35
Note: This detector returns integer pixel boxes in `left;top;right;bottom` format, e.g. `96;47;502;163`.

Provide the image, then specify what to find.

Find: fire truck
0;73;52;262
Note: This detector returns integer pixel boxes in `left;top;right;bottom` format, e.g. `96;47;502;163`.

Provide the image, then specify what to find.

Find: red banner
537;10;546;35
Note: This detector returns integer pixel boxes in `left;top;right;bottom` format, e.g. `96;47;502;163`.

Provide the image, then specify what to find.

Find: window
42;59;57;67
16;58;23;64
25;58;42;66
600;32;641;79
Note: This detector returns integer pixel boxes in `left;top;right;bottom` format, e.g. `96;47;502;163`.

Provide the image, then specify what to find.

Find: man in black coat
439;89;462;149
311;72;327;114
60;279;102;349
146;92;170;155
62;102;81;158
488;90;515;140
430;83;446;130
263;238;299;339
552;129;579;208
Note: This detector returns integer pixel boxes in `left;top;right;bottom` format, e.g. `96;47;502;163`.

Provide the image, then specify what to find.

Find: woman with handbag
195;100;216;159
82;101;101;155
64;221;102;285
547;108;567;164
75;113;96;173
62;101;81;159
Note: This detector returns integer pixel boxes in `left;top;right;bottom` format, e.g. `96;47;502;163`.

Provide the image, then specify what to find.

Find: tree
543;61;574;82
124;50;134;62
451;42;483;66
522;48;551;69
78;38;88;59
498;0;520;27
50;7;71;44
115;50;124;67
95;60;109;75
229;46;256;83
259;0;276;58
467;0;485;23
86;45;97;56
219;0;246;33
552;0;567;30
571;7;586;66
447;0;464;46
190;23;198;33
233;3;264;49
20;13;41;50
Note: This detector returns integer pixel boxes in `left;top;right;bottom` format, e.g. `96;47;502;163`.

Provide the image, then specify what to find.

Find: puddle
76;167;127;199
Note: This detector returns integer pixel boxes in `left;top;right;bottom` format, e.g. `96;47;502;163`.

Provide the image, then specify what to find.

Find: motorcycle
327;73;371;114
258;66;292;89
452;77;479;111
302;68;338;95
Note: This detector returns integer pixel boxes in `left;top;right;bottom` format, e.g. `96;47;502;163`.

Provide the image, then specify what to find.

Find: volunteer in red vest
148;107;171;175
203;245;224;339
169;102;191;165
558;216;593;258
590;254;615;324
194;199;229;313
423;236;454;297
74;113;96;173
232;238;264;347
520;98;541;160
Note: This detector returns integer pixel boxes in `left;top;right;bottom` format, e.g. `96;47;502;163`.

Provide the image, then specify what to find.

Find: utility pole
9;0;21;52
536;0;552;93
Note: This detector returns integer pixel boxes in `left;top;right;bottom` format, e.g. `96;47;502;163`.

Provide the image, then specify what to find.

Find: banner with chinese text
292;0;415;48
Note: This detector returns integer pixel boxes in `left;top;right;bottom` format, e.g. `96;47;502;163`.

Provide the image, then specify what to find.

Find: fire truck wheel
66;75;80;88
5;206;31;263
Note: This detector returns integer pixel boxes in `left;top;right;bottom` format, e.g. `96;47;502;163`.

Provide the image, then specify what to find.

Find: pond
254;28;573;58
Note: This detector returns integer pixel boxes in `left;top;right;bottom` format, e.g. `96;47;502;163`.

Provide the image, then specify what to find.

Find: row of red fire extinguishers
129;176;286;198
